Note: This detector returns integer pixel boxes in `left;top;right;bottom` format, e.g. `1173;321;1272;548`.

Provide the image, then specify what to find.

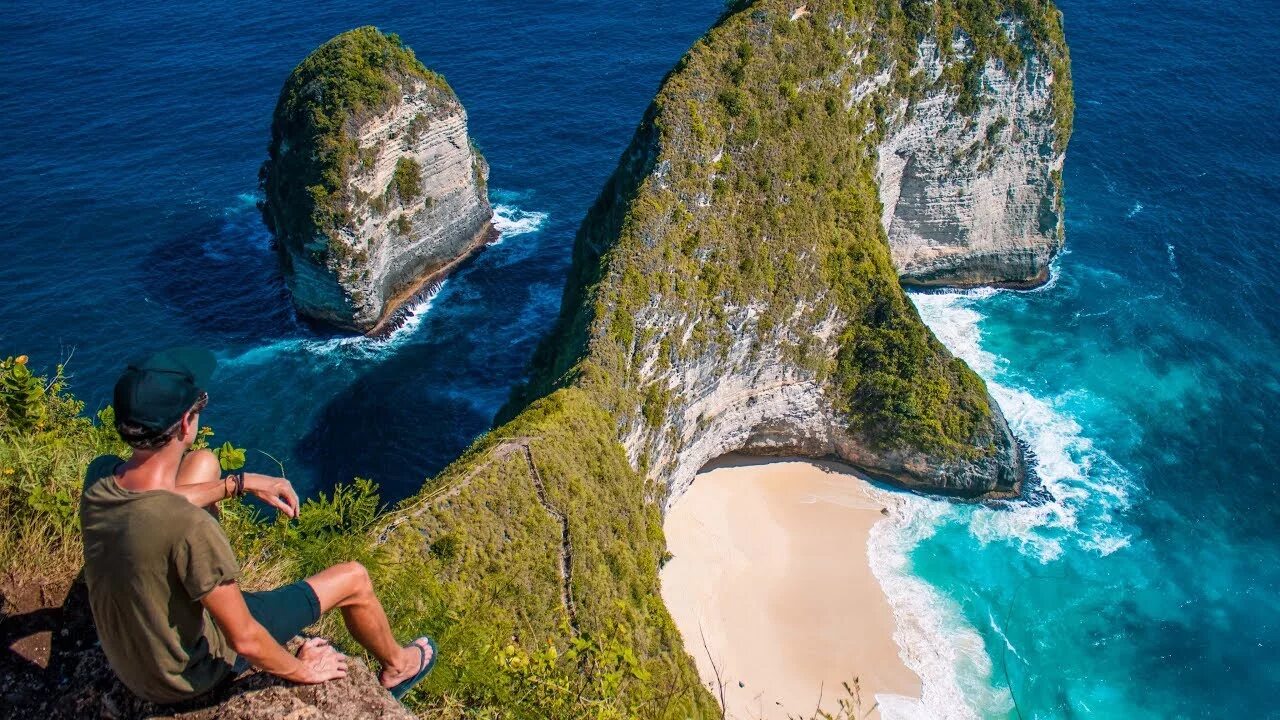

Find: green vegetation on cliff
871;0;1072;147
372;388;713;716
261;26;452;263
392;156;424;201
0;356;125;578
517;0;1070;459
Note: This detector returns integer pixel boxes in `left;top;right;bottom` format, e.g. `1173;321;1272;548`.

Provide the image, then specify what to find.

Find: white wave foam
911;289;1133;561
385;281;444;343
1126;202;1143;218
223;281;446;370
867;492;1014;720
490;203;548;244
863;289;1136;717
911;291;999;375
1166;243;1181;282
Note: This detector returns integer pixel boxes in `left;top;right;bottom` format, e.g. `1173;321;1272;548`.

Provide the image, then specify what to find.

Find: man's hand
206;583;345;686
293;637;348;684
244;473;300;518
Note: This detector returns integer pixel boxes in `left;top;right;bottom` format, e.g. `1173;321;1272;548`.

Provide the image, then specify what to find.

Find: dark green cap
113;347;216;432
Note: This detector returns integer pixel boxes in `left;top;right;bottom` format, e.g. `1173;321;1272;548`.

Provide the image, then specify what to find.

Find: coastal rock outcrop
260;27;494;333
874;22;1072;287
512;0;1072;502
374;3;1070;712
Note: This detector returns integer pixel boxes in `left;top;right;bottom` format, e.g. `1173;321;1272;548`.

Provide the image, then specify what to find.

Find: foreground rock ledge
260;26;494;334
40;642;410;720
0;577;412;720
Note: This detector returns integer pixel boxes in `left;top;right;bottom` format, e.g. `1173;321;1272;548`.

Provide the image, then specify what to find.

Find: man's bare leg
176;448;221;517
304;561;430;687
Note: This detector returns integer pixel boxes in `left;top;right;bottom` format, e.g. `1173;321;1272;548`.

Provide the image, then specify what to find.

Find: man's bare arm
171;472;300;518
202;581;346;683
169;477;235;509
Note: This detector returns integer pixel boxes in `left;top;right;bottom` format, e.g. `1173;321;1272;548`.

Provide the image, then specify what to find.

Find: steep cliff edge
375;0;1070;714
260;27;494;333
512;0;1074;501
876;9;1072;286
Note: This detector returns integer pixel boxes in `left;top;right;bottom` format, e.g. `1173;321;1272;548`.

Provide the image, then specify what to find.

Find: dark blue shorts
231;580;322;673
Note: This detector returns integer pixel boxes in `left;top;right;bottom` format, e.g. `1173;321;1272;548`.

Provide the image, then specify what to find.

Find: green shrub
0;356;127;580
392;156;423;201
395;214;413;235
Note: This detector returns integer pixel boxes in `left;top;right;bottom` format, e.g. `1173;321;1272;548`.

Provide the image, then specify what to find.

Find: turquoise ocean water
2;1;1277;716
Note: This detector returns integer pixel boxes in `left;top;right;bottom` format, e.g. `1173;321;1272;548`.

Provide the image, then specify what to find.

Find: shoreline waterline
660;455;923;719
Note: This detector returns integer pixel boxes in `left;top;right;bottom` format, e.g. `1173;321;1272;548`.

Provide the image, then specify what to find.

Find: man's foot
380;638;433;689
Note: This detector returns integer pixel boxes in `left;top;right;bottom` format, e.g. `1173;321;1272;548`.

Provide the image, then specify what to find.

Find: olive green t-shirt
80;455;241;704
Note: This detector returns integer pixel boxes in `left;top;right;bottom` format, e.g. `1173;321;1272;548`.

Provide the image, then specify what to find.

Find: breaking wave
865;288;1136;719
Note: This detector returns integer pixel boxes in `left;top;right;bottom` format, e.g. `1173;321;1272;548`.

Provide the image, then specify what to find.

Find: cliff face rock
260;27;493;333
627;303;1023;504
515;0;1073;502
874;23;1072;287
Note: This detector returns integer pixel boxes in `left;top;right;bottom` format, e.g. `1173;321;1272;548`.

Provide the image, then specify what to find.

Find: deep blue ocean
3;1;1277;717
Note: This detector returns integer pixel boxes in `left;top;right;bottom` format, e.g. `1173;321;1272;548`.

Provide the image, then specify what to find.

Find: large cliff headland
2;1;1070;717
260;27;494;334
377;0;1070;713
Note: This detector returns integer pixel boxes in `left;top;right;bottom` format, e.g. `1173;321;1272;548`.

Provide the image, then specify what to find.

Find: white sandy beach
660;456;921;719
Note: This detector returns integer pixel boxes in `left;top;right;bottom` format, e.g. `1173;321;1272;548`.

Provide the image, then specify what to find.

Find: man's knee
336;561;373;596
306;561;376;612
178;449;220;486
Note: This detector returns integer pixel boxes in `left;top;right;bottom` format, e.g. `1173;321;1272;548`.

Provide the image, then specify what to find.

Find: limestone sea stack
260;27;493;333
876;23;1073;288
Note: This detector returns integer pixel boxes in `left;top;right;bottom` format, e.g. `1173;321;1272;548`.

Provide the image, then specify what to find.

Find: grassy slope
375;389;713;716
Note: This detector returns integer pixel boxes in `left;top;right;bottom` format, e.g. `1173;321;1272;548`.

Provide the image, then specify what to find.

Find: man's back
81;454;241;704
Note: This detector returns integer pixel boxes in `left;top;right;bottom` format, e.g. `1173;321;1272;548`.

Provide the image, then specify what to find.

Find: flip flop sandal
390;637;438;701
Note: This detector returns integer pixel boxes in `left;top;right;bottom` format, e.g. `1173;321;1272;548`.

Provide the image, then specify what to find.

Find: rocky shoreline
366;221;498;337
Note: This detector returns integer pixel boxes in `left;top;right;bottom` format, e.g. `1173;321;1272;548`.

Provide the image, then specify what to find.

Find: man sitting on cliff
79;347;437;705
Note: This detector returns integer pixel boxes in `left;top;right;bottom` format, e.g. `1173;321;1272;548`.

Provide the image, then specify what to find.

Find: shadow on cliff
0;572;97;713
